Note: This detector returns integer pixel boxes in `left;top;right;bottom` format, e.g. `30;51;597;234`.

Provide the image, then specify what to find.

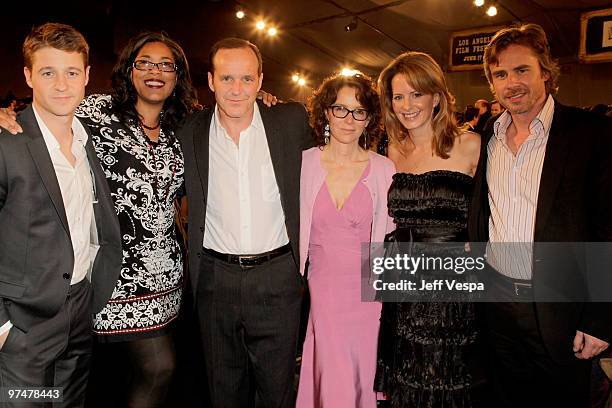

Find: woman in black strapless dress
374;51;482;407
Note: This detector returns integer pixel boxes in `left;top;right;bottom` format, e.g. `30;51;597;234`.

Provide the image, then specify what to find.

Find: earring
324;123;330;145
362;129;368;149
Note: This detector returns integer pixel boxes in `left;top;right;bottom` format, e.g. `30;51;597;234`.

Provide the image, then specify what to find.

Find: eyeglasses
329;105;369;121
132;60;177;72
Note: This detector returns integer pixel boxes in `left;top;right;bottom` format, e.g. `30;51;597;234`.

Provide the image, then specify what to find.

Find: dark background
2;1;611;406
2;0;611;109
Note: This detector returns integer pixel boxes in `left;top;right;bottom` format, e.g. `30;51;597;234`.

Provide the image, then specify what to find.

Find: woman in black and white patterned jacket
75;31;198;407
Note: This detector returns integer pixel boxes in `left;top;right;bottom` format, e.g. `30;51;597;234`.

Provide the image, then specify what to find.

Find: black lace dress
375;170;478;408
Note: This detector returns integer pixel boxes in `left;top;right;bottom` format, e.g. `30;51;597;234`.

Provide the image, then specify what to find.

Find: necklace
139;118;160;130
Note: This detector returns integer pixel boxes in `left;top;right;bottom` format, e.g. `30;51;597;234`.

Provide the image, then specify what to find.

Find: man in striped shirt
469;24;612;407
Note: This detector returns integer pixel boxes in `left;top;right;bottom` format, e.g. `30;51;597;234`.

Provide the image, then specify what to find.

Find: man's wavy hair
307;73;382;149
378;51;459;159
484;23;560;95
110;32;199;134
23;22;89;69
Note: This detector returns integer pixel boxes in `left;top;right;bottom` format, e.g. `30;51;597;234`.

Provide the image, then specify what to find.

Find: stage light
473;0;484;7
236;10;245;19
267;27;278;36
486;5;498;16
292;74;300;82
344;17;358;32
341;68;358;76
256;20;266;30
298;78;306;86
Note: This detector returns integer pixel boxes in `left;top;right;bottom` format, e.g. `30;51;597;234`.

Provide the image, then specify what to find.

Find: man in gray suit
0;23;121;407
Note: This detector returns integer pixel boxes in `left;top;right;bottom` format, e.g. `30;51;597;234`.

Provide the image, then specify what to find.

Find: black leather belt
490;269;533;299
202;244;291;268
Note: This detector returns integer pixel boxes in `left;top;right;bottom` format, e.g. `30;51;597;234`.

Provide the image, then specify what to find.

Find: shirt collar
213;102;263;140
493;94;555;141
32;104;89;150
534;94;555;138
493;110;512;141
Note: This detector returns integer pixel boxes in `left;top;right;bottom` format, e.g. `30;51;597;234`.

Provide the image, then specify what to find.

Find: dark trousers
0;279;93;408
196;251;303;408
484;298;591;408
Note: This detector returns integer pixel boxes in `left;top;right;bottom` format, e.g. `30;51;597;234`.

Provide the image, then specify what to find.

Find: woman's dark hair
110;32;200;133
307;73;382;149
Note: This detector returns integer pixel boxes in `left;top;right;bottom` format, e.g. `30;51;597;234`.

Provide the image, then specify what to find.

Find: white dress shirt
486;95;555;279
34;105;97;284
203;103;289;254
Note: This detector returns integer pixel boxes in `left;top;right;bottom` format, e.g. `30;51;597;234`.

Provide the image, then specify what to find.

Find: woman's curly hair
110;32;200;134
307;73;382;149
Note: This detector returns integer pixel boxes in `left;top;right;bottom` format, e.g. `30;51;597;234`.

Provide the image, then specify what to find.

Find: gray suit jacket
0;105;122;334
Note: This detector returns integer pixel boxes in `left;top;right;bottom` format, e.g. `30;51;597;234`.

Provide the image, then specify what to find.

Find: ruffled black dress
375;170;478;408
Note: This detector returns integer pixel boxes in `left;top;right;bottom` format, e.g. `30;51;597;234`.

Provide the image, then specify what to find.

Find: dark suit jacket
474;110;492;135
0;106;122;334
468;101;612;361
178;101;313;296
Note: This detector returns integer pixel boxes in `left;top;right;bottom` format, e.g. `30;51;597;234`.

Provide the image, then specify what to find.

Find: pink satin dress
297;163;381;408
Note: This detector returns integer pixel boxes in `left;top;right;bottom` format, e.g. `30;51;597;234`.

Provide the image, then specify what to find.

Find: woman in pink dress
298;73;396;407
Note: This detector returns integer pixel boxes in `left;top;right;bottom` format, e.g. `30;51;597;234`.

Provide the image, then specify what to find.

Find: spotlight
256;20;266;30
292;74;300;82
340;68;358;76
298;78;306;86
267;27;278;36
473;0;484;7
486;5;497;16
236;10;245;19
344;17;358;32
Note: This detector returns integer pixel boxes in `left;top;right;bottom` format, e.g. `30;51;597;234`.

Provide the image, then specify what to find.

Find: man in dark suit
468;23;612;407
0;23;121;407
178;38;312;407
473;98;491;134
463;105;480;132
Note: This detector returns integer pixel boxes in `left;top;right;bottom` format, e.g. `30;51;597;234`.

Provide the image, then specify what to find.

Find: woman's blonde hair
378;51;459;158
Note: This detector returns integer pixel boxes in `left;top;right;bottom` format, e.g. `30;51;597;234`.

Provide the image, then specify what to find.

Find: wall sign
579;7;612;63
448;26;504;71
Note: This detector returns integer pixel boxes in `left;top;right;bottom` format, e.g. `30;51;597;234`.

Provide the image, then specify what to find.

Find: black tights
125;335;176;408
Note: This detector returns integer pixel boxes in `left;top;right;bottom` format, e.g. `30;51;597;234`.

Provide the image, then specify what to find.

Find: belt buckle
238;256;258;268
